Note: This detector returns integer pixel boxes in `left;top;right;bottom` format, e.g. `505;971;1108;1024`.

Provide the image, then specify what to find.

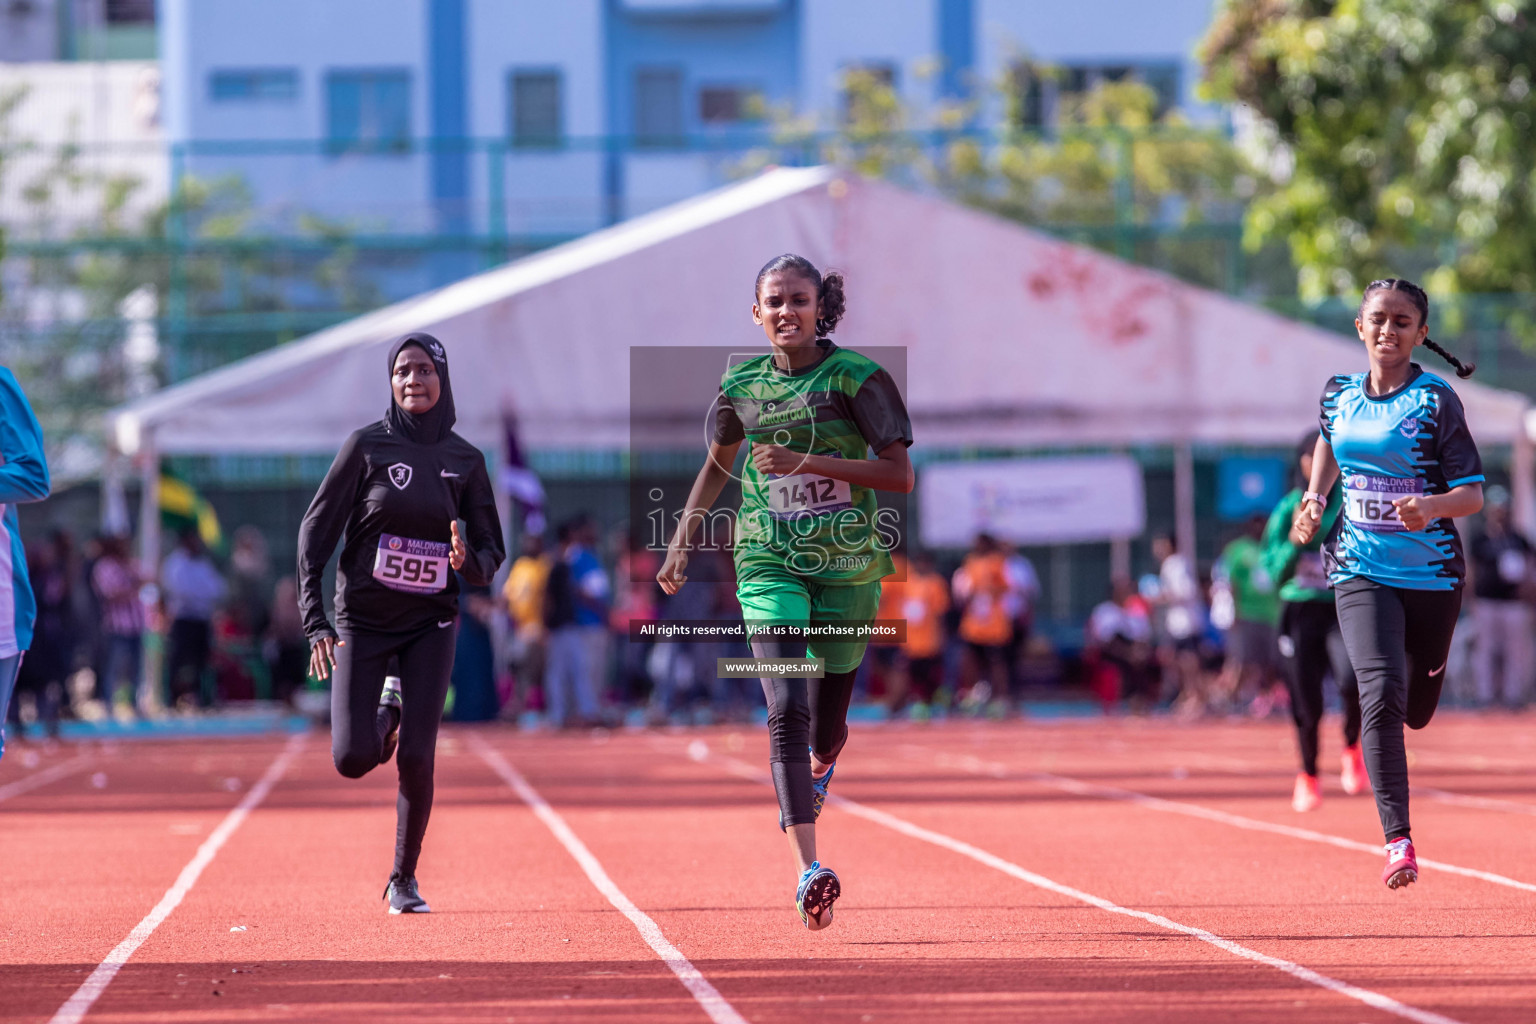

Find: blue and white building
159;0;1218;279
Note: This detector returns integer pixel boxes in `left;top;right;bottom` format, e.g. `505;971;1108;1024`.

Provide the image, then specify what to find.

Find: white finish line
471;735;748;1024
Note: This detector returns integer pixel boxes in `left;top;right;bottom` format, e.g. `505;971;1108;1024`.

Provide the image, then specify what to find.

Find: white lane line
1163;745;1536;819
923;749;1536;895
1417;786;1536;816
49;735;304;1024
470;735;748;1024
0;753;93;803
711;751;1466;1024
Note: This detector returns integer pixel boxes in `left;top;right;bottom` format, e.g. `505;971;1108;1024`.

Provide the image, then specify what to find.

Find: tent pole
1174;442;1196;565
1513;413;1536;538
138;432;161;577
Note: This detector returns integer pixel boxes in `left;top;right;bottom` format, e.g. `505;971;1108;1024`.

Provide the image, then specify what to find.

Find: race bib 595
372;533;451;593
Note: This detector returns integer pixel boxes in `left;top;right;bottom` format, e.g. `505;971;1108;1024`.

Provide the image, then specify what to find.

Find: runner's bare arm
749;440;913;493
658;440;742;594
1292;436;1340;544
1394;482;1483;531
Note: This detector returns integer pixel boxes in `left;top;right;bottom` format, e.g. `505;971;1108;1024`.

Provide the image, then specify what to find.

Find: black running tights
1280;600;1361;777
1333;577;1461;842
330;623;457;879
753;637;858;828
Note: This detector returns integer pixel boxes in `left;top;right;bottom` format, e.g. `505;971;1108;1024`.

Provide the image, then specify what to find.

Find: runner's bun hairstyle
755;253;846;336
1359;278;1475;379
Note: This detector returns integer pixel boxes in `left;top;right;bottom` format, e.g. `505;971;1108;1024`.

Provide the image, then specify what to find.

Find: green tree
1201;0;1536;302
751;65;1253;291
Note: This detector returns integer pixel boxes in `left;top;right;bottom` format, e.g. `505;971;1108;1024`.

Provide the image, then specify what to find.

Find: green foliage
748;64;1253;291
1201;0;1536;302
0;93;381;477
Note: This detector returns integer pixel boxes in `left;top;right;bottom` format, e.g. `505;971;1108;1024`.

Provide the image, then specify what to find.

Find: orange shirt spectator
953;544;1012;647
878;554;950;658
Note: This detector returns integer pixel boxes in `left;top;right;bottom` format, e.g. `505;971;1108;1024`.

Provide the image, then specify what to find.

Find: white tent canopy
110;166;1536;552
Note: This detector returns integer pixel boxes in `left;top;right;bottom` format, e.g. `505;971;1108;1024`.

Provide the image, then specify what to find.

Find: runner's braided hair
755;253;846;335
1359;278;1475;379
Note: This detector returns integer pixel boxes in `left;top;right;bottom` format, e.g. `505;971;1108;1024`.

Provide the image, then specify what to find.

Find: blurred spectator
161;527;226;709
1001;542;1041;699
263;577;309;705
451;581;499;721
1085;575;1156;711
1212;517;1282;715
543;515;609;728
873;550;950;716
648;549;735;723
610;529;662;706
952;533;1013;713
1151;532;1208;716
503;533;552;718
90;534;145;715
12;532;76;739
1469;485;1533;708
225;525;273;639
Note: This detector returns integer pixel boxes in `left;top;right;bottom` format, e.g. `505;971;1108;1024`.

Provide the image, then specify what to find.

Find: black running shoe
383;875;430;914
378;675;402;765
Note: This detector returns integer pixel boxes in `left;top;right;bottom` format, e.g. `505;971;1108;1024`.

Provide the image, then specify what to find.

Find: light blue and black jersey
0;366;50;658
1319;364;1483;591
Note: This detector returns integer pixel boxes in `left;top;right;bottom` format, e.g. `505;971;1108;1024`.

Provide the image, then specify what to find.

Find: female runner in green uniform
658;254;913;930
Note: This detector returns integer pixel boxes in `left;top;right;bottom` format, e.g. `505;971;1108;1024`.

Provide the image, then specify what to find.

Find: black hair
1296;431;1320;461
1359;278;1475;379
754;253;846;336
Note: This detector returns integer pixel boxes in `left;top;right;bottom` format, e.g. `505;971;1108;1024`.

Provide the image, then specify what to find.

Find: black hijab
385;333;456;445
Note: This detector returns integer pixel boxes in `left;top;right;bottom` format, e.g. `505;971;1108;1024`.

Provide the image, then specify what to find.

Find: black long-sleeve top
297;422;504;642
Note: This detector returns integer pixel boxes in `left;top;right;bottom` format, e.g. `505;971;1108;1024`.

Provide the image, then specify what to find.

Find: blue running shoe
795;861;840;930
777;752;836;831
810;760;835;820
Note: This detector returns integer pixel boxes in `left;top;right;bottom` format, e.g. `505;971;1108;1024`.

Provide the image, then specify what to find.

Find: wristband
1302;491;1328;510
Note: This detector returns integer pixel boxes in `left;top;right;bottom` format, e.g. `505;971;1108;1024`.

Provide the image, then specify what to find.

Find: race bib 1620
1344;474;1423;532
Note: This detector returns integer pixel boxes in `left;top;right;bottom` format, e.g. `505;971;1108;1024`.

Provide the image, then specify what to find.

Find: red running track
1;712;1533;1023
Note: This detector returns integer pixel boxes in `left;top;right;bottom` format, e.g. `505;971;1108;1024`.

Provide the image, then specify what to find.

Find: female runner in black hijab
298;333;504;913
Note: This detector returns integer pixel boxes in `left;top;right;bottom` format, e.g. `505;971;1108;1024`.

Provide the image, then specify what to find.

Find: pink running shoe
1291;773;1322;812
1383;837;1417;889
1341;744;1366;796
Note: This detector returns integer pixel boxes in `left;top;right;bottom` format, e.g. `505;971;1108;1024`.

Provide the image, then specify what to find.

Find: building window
699;85;763;124
326;70;412;154
1011;61;1182;128
210;69;299;103
634;67;684;147
105;0;156;23
510;70;562;148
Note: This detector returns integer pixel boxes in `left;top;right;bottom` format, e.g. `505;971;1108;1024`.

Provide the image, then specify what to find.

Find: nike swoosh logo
438;620;454;628
1428;662;1446;677
440;470;460;478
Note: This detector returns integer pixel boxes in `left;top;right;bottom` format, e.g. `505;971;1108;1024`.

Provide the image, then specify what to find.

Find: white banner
918;455;1145;547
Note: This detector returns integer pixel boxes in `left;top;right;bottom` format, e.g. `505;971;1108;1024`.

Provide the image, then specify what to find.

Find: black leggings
1334;577;1461;842
1280;600;1361;777
752;638;858;828
331;622;457;879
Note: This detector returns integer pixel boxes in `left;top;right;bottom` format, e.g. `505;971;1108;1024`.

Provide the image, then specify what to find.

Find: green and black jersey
711;339;912;584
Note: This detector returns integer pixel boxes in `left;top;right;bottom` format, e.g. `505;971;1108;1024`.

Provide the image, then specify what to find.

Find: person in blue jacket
0;366;52;760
